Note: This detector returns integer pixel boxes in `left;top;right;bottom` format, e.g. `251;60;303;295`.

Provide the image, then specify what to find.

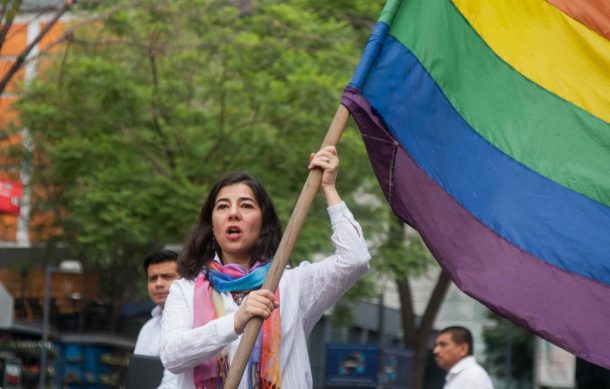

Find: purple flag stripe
341;90;610;369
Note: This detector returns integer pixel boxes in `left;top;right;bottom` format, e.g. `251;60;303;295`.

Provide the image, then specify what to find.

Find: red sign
0;178;23;215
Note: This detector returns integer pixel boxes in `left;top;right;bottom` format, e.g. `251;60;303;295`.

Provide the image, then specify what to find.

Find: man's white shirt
444;355;494;389
134;305;177;388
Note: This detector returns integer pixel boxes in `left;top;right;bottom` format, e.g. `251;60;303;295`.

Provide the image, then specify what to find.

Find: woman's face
212;183;263;268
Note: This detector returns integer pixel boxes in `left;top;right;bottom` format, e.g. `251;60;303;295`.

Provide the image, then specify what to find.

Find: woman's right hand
308;145;342;206
233;289;277;334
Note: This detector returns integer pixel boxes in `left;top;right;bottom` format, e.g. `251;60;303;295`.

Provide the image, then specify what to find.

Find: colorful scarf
193;260;281;389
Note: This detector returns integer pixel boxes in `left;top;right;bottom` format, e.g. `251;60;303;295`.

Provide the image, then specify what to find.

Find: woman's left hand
309;146;342;206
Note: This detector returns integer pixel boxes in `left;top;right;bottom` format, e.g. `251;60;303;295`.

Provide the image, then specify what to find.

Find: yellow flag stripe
452;0;610;124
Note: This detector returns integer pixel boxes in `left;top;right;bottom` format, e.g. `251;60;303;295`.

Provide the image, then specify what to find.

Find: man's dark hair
439;326;474;355
143;249;179;277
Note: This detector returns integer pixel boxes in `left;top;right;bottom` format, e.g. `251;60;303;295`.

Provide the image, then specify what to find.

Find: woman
160;146;371;388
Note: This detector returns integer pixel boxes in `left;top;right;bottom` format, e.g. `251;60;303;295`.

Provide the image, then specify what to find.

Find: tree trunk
397;269;451;389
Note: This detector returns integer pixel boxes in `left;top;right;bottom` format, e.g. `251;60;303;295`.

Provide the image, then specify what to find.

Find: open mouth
226;226;242;235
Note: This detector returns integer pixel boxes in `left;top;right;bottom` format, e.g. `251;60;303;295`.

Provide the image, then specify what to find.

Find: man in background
433;325;494;389
134;249;181;388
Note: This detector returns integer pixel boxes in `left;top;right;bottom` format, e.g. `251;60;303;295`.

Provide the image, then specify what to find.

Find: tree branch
417;269;451;339
0;0;74;95
147;30;176;172
396;277;417;348
0;0;23;54
410;269;451;389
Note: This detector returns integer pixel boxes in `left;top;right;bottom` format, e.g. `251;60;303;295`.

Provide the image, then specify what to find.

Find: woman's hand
233;289;278;334
309;145;342;206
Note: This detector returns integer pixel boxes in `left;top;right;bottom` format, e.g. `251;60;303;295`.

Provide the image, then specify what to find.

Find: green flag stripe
378;0;403;25
388;0;610;207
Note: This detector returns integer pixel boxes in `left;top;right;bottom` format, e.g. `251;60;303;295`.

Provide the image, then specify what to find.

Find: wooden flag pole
224;104;351;389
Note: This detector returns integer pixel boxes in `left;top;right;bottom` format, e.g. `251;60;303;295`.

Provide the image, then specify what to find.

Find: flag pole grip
224;104;350;388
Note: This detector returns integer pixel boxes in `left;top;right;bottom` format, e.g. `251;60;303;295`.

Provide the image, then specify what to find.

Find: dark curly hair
179;172;283;279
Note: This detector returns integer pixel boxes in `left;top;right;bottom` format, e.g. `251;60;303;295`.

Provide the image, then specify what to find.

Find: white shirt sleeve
133;321;151;355
134;306;162;356
296;201;371;334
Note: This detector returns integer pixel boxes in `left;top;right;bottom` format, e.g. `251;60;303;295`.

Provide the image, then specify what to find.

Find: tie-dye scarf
193;260;281;389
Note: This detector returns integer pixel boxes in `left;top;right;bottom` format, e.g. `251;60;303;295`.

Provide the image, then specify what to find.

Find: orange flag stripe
547;0;610;40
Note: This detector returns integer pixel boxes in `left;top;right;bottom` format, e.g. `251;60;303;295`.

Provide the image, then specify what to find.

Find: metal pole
506;321;513;389
38;265;53;388
377;292;385;389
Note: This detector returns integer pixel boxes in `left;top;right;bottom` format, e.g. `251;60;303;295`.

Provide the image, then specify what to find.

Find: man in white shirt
134;250;181;388
434;326;494;389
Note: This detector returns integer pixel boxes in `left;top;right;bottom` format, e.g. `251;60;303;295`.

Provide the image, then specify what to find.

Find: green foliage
0;0;23;23
15;0;386;301
483;311;534;387
375;209;435;283
330;273;378;327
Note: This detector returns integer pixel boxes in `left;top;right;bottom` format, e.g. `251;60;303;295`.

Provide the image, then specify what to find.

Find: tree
0;0;74;95
376;211;451;389
14;0;385;328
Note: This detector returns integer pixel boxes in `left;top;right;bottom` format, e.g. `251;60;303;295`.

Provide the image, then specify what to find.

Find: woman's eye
242;203;255;209
216;203;228;209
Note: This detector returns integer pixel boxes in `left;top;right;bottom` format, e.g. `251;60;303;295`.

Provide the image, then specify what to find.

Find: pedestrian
434;326;494;389
134;249;181;388
160;146;371;388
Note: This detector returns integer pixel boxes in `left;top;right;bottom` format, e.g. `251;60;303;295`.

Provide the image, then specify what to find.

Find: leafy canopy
16;0;385;298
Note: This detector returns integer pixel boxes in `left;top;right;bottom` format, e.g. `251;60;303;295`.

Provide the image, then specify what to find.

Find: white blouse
160;202;371;389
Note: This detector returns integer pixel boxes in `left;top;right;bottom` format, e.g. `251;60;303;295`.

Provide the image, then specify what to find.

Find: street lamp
38;260;83;389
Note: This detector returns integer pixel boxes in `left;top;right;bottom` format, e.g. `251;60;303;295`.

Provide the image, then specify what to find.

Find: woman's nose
228;205;241;219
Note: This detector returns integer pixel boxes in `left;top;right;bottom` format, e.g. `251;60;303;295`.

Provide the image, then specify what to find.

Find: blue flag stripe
360;35;610;285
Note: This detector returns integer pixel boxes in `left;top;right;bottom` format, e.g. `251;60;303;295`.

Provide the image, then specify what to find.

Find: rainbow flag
341;0;610;368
